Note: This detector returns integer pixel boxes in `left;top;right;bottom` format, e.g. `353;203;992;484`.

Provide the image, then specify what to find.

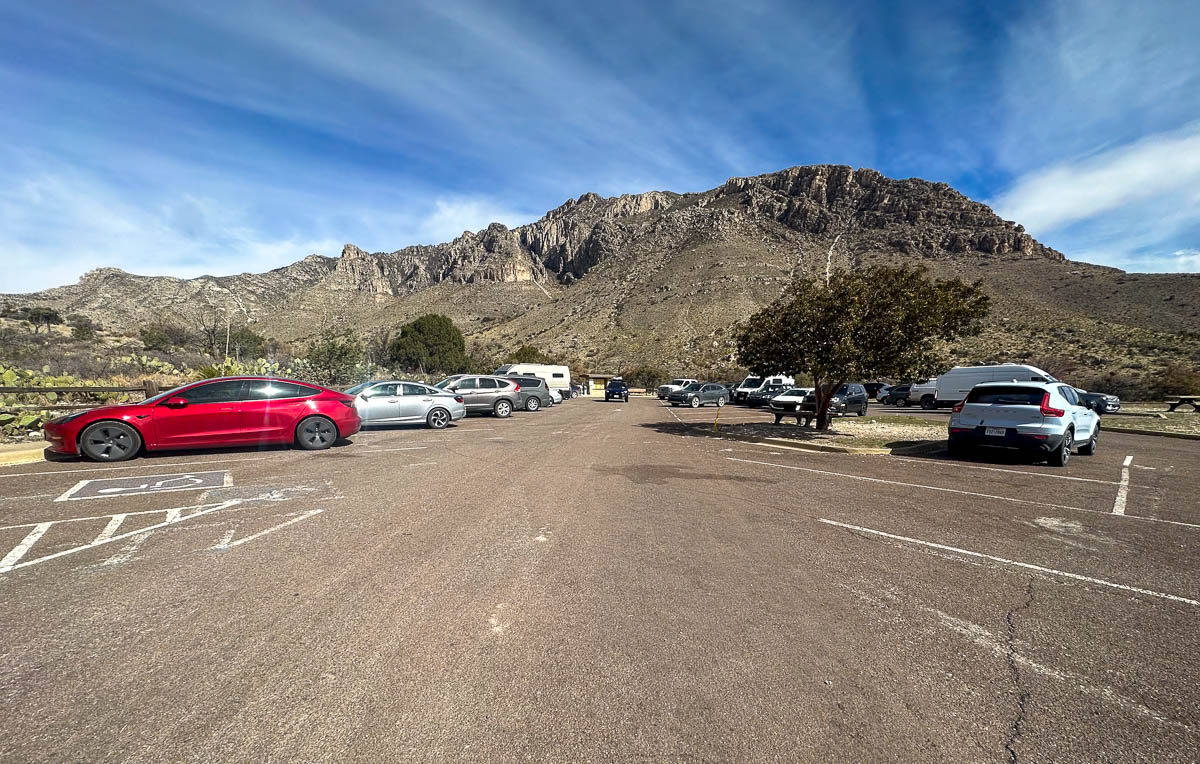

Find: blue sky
2;0;1198;292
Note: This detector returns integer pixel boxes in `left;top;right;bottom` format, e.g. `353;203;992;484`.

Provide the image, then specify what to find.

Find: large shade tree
387;314;469;375
736;266;990;429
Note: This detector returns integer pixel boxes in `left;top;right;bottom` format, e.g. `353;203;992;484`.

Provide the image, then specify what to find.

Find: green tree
66;314;98;340
737;266;989;429
139;323;193;351
25;307;62;334
511;345;556;364
624;365;668;390
305;328;363;386
387;314;468;375
227;325;266;359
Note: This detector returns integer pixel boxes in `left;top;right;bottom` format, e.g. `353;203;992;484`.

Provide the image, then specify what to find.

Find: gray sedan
346;380;466;429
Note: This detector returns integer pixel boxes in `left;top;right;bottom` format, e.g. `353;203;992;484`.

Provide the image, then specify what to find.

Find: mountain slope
6;165;1198;375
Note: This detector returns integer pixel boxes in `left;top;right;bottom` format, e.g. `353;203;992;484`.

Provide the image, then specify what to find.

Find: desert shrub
623;365;668;389
305;329;363;386
139;323;193;351
1074;371;1154;401
387;314;468;375
1149;363;1200;400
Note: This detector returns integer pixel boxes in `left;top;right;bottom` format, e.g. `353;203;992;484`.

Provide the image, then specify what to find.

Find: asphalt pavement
1;398;1196;762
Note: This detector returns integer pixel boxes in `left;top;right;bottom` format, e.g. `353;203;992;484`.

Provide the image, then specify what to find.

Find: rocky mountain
6;165;1199;375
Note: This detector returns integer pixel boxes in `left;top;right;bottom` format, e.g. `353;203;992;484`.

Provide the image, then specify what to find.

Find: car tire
525;397;541;412
494;400;512;418
79;421;142;462
427;408;451;429
690;397;701;408
857;403;867;416
920;395;935;410
773;414;782;425
717;396;726;407
947;439;969;458
1048;429;1073;467
295;416;337;450
1079;426;1098;455
897;398;908;408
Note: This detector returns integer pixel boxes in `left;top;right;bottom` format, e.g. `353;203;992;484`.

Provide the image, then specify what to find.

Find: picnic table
1166;395;1200;412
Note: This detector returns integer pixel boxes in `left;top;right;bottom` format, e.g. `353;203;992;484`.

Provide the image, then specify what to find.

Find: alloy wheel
300;418;335;448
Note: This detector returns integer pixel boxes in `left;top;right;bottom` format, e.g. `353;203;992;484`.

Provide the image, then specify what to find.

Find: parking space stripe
818;518;1200;607
216;509;324;549
889;456;1120;485
1113;455;1133;515
0;456;270;479
92;514;126;544
728;457;1200;529
0;523;52;571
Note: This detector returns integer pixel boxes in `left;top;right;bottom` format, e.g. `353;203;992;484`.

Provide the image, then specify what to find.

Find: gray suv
667;382;728;408
435;375;522;417
506;375;553;411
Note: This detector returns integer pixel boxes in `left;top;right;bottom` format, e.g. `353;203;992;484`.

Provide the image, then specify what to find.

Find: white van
925;364;1057;409
734;374;795;403
494;364;571;393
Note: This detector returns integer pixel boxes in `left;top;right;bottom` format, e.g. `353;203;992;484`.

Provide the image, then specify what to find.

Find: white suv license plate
985;427;1007;437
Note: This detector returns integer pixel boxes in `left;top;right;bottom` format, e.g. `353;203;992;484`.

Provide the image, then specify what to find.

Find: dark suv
604;379;630;402
434;375;522;417
882;384;912;407
799;383;870;417
506;375;553;411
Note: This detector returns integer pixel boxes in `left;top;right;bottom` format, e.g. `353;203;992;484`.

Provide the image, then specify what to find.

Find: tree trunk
814;379;846;431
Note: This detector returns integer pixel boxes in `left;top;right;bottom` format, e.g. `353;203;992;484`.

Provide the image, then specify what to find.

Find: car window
345;382;371;396
552;372;564;378
741;377;763;388
245;381;317;400
368;383;398;397
966;386;1044;405
1059;386;1079;405
175;380;246;404
401;383;427;396
454;378;477;390
684;382;704;391
478;378;498;389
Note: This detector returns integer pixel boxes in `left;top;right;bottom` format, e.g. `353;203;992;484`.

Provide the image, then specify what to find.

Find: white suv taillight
1039;392;1065;418
951;400;964;413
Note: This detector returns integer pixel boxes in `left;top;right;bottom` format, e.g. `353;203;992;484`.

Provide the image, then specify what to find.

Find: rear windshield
741;377;763;388
966;386;1045;405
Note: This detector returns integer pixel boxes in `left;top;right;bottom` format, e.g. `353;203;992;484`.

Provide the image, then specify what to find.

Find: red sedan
43;377;362;462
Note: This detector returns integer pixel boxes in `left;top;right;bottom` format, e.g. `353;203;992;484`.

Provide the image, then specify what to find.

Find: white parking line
728;457;1200;529
0;523;52;571
360;446;429;453
92;513;126;543
0;456;271;480
215;509;324;549
890;456;1120;485
1113;455;1133;515
818;518;1199;607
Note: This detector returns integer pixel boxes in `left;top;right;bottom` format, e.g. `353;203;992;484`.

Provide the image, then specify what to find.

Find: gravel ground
717;417;945;448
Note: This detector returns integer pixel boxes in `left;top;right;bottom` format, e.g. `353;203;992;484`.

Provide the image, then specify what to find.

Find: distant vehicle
949;381;1099;466
874;384;893;401
882;384;912;406
493;364;571;395
605;378;630;402
863;382;889;399
799;383;870;417
667;382;728;408
44;376;361;462
909;378;938;409
569;383;584;399
435;374;522;417
926;364;1057;409
549;387;563;405
503;375;553;411
658;378;698;400
768;387;815;423
734;374;795;403
347;380;466;428
1074;388;1121;414
746;383;789;407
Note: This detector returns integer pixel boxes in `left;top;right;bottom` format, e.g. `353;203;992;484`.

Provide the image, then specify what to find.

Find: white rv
494;363;571;393
921;364;1057;409
734;374;795;403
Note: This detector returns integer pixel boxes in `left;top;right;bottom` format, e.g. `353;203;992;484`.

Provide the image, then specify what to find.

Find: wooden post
143;380;159;398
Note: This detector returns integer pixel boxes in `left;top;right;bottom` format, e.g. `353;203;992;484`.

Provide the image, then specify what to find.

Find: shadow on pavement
590;462;777;486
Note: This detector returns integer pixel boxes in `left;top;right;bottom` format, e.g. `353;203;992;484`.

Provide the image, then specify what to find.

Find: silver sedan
345;380;466;429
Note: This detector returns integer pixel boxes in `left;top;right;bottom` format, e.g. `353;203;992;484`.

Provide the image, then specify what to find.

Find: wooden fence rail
0;380;160;412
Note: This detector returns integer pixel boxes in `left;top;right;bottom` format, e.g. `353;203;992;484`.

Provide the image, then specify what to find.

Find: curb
0;446;47;466
686;425;908;455
1103;427;1200;441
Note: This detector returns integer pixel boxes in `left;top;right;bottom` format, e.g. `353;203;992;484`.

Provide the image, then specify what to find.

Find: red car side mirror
164;396;189;408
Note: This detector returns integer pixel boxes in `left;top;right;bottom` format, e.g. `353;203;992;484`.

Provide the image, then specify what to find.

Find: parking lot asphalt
1;399;1196;762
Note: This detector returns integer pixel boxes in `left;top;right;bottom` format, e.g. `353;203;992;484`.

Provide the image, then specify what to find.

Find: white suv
948;382;1099;466
657;378;697;400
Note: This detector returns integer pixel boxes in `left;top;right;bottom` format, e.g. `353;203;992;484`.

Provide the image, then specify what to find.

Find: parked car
734;374;795;403
873;384;892;401
493;363;571;398
746;383;789;407
658;378;698;400
667;382;728;407
799;383;870;417
863;382;888;399
569;383;584;399
948;381;1099;466
549;387;563;404
43;376;361;462
923;364;1056;409
767;387;815;423
503;375;554;411
882;384;912;406
346;380;466;428
605;378;630;402
909;378;938;409
434;375;522;417
1074;388;1121;414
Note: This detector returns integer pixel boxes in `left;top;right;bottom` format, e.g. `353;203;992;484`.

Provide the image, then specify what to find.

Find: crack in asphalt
1003;580;1035;763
